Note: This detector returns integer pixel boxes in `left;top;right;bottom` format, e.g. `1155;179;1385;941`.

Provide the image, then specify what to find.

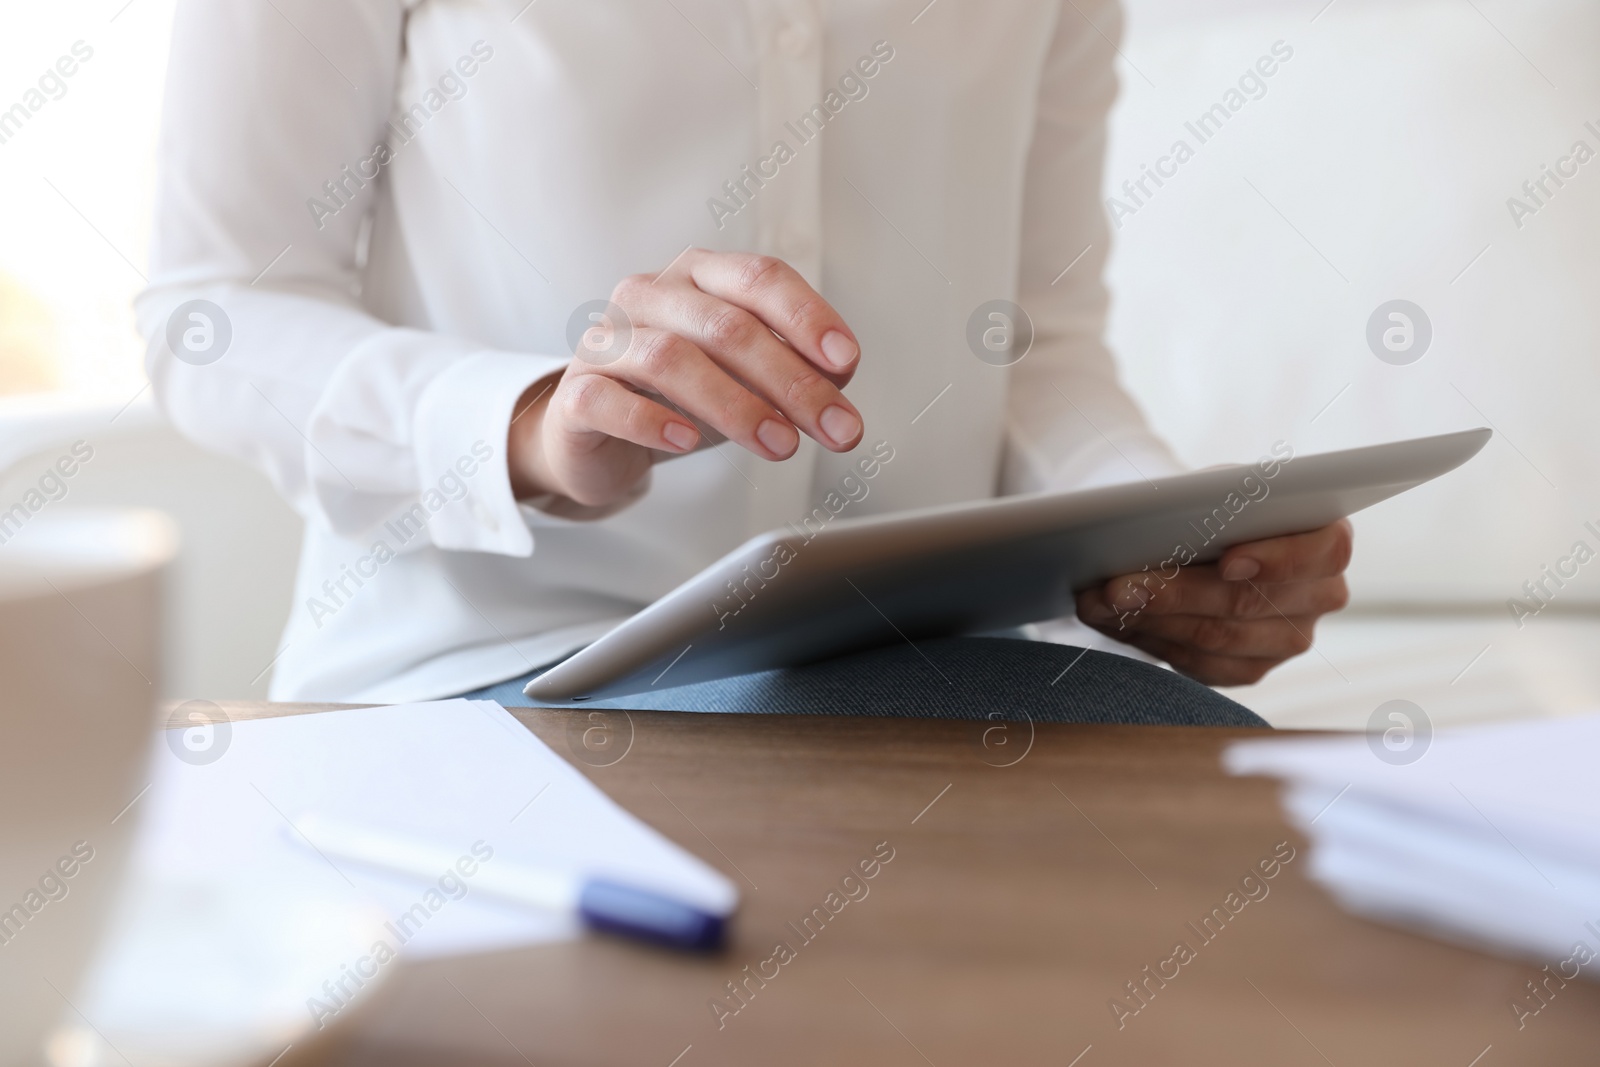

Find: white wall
1106;0;1600;607
0;400;302;700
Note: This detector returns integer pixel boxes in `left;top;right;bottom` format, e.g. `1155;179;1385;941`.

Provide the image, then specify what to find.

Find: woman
138;0;1350;724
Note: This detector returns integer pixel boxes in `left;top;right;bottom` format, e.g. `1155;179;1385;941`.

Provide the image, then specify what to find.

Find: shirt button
777;23;813;57
470;497;500;532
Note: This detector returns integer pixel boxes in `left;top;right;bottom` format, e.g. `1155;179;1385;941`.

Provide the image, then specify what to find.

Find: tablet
525;427;1492;701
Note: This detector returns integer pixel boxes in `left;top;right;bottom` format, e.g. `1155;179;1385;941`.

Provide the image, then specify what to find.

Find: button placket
777;21;812;58
741;0;826;534
752;0;823;287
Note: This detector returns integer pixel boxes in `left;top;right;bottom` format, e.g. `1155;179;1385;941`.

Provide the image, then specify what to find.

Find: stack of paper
49;700;736;1067
1225;712;1600;969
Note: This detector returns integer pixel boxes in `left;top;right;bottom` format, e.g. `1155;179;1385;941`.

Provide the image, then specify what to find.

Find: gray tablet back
525;428;1490;701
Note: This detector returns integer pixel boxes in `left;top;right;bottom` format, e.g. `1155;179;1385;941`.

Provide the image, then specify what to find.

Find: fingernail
662;422;698;452
820;330;859;370
1222;558;1261;581
756;418;799;458
818;405;862;448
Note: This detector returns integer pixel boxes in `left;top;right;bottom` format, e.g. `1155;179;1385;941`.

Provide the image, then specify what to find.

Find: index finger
671;250;861;378
1218;519;1354;584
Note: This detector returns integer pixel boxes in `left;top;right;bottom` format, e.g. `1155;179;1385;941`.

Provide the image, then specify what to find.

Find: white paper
1285;785;1600;961
56;700;736;1067
1224;711;1600;970
1227;713;1600;866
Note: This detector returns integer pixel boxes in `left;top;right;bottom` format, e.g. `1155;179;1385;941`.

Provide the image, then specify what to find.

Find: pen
292;813;728;952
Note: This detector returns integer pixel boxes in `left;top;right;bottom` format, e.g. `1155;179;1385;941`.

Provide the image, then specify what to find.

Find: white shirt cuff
413;350;567;556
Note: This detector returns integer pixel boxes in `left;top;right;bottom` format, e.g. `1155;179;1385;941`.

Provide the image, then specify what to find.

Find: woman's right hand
508;249;866;509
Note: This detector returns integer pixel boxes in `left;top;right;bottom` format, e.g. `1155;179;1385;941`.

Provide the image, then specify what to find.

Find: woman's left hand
1074;519;1354;687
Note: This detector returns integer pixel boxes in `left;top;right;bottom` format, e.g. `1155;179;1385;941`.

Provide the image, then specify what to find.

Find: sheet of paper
1226;712;1600;865
1224;711;1600;970
58;699;736;1067
1283;785;1600;961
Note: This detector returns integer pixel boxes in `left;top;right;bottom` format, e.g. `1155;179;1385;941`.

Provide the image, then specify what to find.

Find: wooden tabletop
231;704;1597;1067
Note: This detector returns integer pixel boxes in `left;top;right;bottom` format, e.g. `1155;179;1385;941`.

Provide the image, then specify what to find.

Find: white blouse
137;0;1179;702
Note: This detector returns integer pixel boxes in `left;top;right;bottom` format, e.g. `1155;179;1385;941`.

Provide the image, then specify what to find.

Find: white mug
0;509;175;1067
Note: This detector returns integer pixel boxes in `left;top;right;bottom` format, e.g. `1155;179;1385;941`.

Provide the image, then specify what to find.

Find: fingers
538;249;866;508
672;250;861;377
1121;632;1283;688
1217;519;1354;584
1114;612;1319;660
583;327;809;461
1073;523;1354;686
555;373;701;454
615;277;863;452
1081;575;1331;659
1086;569;1350;622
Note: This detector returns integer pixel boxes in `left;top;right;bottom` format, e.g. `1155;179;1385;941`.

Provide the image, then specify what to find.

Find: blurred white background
1109;0;1600;605
0;0;300;701
1103;0;1600;724
0;0;1595;725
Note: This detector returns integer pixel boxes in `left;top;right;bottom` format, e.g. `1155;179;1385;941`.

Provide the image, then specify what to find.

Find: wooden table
233;704;1597;1066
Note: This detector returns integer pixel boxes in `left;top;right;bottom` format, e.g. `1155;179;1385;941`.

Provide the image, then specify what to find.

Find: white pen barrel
295;814;579;912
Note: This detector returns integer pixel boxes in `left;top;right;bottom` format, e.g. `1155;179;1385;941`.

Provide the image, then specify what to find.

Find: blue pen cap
577;879;728;952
